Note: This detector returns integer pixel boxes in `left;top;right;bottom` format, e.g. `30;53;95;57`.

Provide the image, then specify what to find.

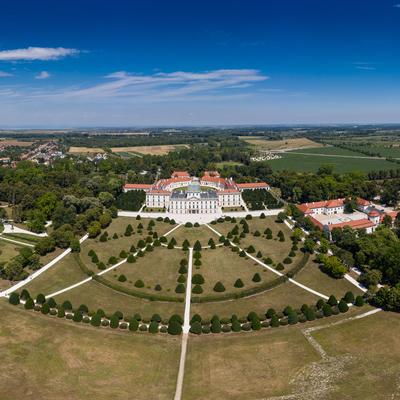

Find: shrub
190;321;202;334
276;263;284;271
90;313;102;327
168;320;182;335
252;273;261;283
134;279;145;288
327;295;338;306
149;321;159;333
57;307;65;318
247;245;255;253
266;308;276;319
139;324;148;332
322;303;332;317
192;274;205;285
108;256;118;265
112;233;118;239
97;262;106;270
20;289;30;301
9;292;20;305
283;257;293;264
178;265;188;274
119;250;128;258
175;284;185;293
256;250;262;258
62;300;72;310
193;240;202;251
78;304;89;313
127;254;136;263
73;311;83;322
213;281;226;292
305;307;316;321
177;274;186;284
234;278;244;288
254;230;261;237
118;274;127;282
48;297;57;308
271;314;280;327
283;306;293;316
24;297;34;310
343;291;355;303
129;318;139;331
239;250;246;257
288;312;298;325
194;258;202;266
316;299;325;309
355;296;365;307
154;284;162;291
91;254;99;263
231;319;241;332
110;315;119;329
264;257;273;264
192;285;203;294
36;293;46;304
88;249;95;257
169;314;184;325
211;318;221;333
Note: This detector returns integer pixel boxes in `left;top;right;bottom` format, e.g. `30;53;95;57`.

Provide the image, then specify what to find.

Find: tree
288;312;298;325
88;221;102;238
270;314;280;327
99;212;112;228
343;291;355;303
234;278;244;288
252;273;261;282
359;269;382;289
149;321;159;334
168;320;182;335
73;310;83;322
41;302;50;314
320;255;347;278
211;317;221;333
303;238;316;254
70;238;81;253
327;295;338;306
305;307;316;321
9;292;20;305
90;313;102;327
322;303;332;317
24;297;34;310
190;321;202;334
344;197;356;214
193;240;202;251
175;284;185;293
192;274;205;285
57;306;65;318
129;318;139;331
338;299;349;313
36;293;46;304
213;281;225;292
109;315;119;328
355;295;365;307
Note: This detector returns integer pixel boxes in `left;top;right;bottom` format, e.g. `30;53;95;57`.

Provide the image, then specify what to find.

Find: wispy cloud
393;4;400;8
35;71;51;79
31;69;269;102
0;71;13;77
354;62;376;71
0;47;79;61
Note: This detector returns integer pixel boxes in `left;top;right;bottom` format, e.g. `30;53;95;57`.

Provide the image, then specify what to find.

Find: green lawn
267;152;395;173
24;253;88;296
0;301;180;400
193;246;277;297
105;246;187;297
0;239;23;264
170;225;219;248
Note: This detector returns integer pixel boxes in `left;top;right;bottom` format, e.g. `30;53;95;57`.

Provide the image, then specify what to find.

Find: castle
124;171;269;215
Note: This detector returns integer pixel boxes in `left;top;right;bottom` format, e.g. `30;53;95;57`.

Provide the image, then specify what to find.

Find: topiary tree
47;297;57;308
134;279;145;288
239;250;246;257
270;314;280;327
322;303;332;317
305;307;316;321
177;274;186;284
283;257;293;264
343;291;355;303
252;273;261;283
118;274;127;282
338;299;349;313
149;321;159;334
192;285;203;294
57;306;65;318
266;308;276;319
129;318;139;331
109;315;119;329
62;300;72;310
276;263;284;271
90;313;102;327
108;256;118;265
288;312;298;325
24;297;34;310
355;295;365;307
211;317;221;333
316;299;325;309
91;253;99;263
36;293;46;304
247;245;255;253
327;295;338;306
234;278;244;288
20;289;30;301
190;321;202;334
194;258;202;266
73;310;83;323
231;319;241;332
213;281;226;292
178;265;187;274
9;292;20;305
192;274;205;285
256;250;262;258
154;284;162;291
175;284;185;293
193;240;202;251
168;320;182;335
283;306;293;316
127;254;136;263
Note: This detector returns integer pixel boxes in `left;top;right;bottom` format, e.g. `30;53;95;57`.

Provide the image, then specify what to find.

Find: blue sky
0;0;399;127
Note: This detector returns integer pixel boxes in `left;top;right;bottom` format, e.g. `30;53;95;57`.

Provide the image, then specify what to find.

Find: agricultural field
68;146;105;154
240;136;323;150
111;144;189;155
266;151;396;173
0;139;34;147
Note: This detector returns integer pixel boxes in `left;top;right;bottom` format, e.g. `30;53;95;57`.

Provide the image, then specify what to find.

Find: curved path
0;234;89;298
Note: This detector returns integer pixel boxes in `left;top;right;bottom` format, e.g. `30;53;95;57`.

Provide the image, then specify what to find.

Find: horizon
0;0;399;127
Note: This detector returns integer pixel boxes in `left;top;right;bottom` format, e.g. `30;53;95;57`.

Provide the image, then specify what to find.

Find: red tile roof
357;198;370;206
171;171;190;178
124;183;153;190
327;219;375;231
368;210;380;217
236;182;269;189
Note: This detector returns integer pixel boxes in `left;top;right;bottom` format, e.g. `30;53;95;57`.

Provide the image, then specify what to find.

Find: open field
0;139;34;147
190;280;320;319
171;225;219;246
68;146;105;153
183;306;371;399
52;279;184;317
108;246;186;297
111;144;189;155
0;240;23;263
193;246;277;297
266;152;396;173
0;301;180;400
287;145;375;157
240;137;323;150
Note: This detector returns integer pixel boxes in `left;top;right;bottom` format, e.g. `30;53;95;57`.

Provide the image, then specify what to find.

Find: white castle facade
123;171;269;215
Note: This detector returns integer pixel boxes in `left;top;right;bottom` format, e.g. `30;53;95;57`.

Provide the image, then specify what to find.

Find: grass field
0;301;180;400
0;239;23;264
266;152;396;173
240;137;323;150
287;145;374;156
193;246;277;297
111;144;189;155
171;225;219;247
108;246;186;297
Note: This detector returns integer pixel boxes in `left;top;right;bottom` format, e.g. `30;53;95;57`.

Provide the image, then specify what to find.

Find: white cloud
354;62;376;71
35;71;51;79
394;4;400;8
0;71;12;77
0;47;79;61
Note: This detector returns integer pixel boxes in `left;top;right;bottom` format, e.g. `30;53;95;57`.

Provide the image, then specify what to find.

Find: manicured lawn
52;280;184;318
192;246;277;297
0;239;23;263
0;301;180;400
107;246;187;297
311;311;400;400
81;217;175;270
190;281;320;319
211;217;299;266
24;253;88;296
170;225;219;248
294;256;363;298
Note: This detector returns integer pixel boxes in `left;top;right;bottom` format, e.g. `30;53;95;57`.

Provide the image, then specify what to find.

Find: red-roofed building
171;171;190;178
123;183;153;192
236;182;270;191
